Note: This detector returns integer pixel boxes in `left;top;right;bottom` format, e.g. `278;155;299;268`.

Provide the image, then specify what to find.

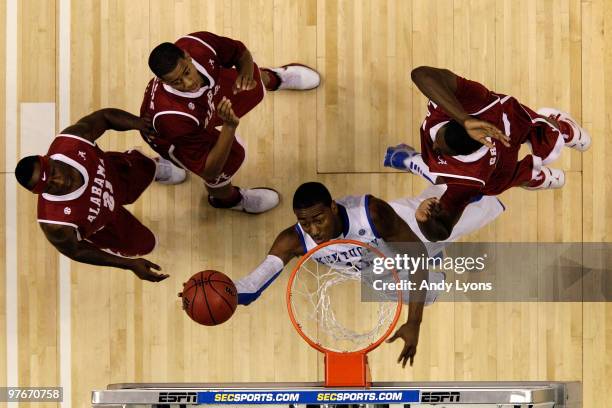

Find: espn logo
420;391;460;402
158;392;198;403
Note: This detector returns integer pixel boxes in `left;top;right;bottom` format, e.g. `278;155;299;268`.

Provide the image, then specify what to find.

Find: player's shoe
523;167;565;190
234;188;280;214
384;144;420;172
209;187;280;214
536;107;591;152
268;64;320;90
154;157;187;185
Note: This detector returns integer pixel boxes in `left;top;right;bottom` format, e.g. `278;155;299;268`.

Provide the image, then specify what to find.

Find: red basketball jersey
140;31;264;172
37;135;125;240
420;76;547;195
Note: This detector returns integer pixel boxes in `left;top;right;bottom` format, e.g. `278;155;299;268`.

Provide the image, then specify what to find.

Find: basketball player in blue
231;153;505;367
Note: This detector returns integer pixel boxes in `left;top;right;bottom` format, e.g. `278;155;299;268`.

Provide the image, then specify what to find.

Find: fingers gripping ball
180;270;238;326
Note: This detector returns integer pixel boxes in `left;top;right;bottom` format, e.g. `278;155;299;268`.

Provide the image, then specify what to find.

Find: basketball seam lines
201;271;217;325
207;279;235;285
208;282;235;313
190;278;198;318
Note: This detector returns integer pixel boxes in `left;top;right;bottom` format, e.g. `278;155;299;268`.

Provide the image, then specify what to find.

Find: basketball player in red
15;108;186;282
141;31;321;213
386;66;591;242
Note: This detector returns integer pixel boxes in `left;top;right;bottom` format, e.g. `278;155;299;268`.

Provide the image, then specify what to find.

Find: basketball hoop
286;239;402;387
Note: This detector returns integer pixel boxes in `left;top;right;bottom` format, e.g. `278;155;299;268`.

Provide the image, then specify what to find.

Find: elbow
428;230;451;242
417;220;452;242
411;66;432;84
57;238;82;260
428;223;452;242
57;245;78;260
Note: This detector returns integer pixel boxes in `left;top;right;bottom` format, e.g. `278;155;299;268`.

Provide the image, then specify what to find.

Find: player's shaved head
293;182;333;209
148;42;186;78
439;120;483;156
15;156;40;191
293;182;341;244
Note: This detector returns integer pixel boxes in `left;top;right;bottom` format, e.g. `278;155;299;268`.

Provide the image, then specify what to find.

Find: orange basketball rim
286;239;402;387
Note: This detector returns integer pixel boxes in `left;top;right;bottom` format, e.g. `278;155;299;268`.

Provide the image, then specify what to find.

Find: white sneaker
232;188;280;214
523;167;565;190
154;157;187;185
269;63;320;90
537;107;591;152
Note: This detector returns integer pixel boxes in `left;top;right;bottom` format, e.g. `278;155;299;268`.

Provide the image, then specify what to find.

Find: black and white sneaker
269;63;321;90
231;188;280;214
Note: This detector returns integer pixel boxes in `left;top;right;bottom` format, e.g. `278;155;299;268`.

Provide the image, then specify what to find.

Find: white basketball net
288;242;401;353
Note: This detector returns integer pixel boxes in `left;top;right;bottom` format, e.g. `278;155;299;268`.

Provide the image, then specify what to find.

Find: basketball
180;270;238;326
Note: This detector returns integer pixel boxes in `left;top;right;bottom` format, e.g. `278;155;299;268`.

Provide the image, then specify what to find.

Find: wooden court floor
1;1;610;407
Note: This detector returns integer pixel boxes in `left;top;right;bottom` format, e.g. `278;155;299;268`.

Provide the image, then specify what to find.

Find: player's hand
386;321;421;368
463;118;510;148
233;72;257;94
128;258;169;282
217;97;240;127
137;114;158;142
415;197;443;222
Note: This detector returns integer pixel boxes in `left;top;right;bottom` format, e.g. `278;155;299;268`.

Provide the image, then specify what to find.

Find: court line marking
59;0;72;406
5;0;18;404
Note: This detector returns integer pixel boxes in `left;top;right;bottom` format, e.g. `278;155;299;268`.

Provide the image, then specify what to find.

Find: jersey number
102;191;115;211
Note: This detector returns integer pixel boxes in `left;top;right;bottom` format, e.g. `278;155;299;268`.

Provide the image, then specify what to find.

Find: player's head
148;42;204;93
435;120;483;156
15;155;75;195
293;182;342;244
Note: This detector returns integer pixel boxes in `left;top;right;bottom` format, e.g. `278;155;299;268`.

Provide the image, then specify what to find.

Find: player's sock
523;167;565;190
261;68;282;91
208;187;243;208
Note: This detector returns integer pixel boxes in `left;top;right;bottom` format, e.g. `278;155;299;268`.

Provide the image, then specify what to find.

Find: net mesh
288;241;401;353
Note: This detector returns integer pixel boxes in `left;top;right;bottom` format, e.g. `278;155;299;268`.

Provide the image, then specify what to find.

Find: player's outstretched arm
367;196;426;368
61;108;155;143
39;223;169;282
411;66;509;147
411;66;468;123
235;226;304;306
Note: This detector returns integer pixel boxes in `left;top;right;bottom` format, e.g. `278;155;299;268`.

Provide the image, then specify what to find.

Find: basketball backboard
91;381;581;407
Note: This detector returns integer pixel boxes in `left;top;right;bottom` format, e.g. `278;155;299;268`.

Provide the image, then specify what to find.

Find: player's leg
518;106;589;186
203;137;279;214
383;144;438;184
87;207;157;257
106;149;185;206
259;64;320;91
536;108;591;152
508;153;565;190
505;104;570;189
